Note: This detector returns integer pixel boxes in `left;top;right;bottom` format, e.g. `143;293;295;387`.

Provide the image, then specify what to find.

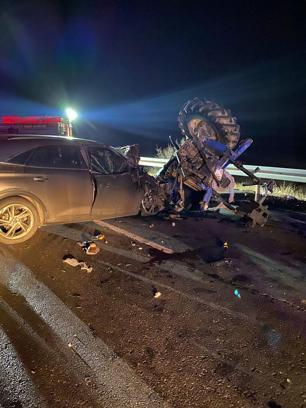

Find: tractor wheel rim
0;204;34;240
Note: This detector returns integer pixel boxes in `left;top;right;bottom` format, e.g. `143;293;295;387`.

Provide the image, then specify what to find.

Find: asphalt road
0;209;305;408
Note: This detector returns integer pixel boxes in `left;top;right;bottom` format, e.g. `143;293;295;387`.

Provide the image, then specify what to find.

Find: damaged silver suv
0;135;155;245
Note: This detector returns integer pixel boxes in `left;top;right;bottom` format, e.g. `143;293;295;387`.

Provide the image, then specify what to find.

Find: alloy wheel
0;203;34;241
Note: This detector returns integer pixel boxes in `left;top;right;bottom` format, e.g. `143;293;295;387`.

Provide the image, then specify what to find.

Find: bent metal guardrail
139;157;306;184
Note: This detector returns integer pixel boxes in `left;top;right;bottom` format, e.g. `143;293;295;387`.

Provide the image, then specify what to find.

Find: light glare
65;107;78;121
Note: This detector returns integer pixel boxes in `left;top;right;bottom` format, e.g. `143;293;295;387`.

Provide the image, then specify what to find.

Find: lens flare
65;107;78;121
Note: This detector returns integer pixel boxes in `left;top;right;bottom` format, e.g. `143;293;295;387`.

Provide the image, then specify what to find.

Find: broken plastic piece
80;263;93;273
63;256;93;273
63;257;80;267
86;242;100;256
78;241;100;255
95;234;105;241
151;286;161;298
234;289;241;298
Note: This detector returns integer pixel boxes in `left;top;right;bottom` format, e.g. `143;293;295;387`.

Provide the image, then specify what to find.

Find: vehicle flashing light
0;116;64;125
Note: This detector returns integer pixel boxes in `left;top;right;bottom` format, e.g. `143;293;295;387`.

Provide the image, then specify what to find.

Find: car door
23;143;93;223
88;146;143;218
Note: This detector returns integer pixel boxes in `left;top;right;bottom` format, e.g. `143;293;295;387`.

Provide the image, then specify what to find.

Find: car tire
0;197;40;245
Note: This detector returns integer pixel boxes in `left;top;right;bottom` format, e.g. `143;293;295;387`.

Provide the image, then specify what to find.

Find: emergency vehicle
0;116;73;137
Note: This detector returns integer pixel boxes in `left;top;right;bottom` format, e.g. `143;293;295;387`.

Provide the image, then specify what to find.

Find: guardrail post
255;185;261;202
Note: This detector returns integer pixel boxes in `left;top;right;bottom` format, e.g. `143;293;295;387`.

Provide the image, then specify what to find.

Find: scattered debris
172;222;176;227
95;220;174;254
138;247;143;250
80;263;93;274
95;233;105;241
30;370;36;374
78;241;100;256
63;256;93;274
233;289;241;298
169;213;182;220
223;241;229;249
149;224;154;229
151;286;162;298
68;343;73;348
86;242;100;255
63;257;80;268
210;259;231;267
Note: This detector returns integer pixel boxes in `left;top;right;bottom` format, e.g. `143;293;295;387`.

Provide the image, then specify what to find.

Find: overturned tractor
141;97;274;226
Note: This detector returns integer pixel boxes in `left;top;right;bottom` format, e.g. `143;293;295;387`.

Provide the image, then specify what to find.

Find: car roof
0;134;127;160
1;134;97;143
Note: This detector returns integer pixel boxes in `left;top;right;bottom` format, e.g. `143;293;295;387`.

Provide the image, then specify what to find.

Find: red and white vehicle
0;116;73;137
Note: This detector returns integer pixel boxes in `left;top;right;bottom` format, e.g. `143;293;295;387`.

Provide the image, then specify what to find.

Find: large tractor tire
178;97;240;149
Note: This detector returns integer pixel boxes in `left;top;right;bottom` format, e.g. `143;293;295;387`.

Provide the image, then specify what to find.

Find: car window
7;149;33;165
26;145;87;169
89;148;129;174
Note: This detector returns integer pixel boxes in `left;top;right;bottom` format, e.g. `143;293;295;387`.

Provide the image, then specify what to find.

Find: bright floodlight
65;107;78;121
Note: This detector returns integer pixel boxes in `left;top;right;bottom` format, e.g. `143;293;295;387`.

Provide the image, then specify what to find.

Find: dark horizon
0;0;305;167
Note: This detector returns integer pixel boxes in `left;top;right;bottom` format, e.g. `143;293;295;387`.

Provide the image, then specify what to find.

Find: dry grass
155;144;176;159
155;138;186;160
145;167;306;202
235;181;306;201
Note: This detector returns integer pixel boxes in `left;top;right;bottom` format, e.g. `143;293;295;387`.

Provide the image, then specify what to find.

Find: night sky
0;1;305;167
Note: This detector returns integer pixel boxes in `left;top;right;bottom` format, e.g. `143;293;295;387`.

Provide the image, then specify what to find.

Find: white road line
0;248;169;408
94;220;175;254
